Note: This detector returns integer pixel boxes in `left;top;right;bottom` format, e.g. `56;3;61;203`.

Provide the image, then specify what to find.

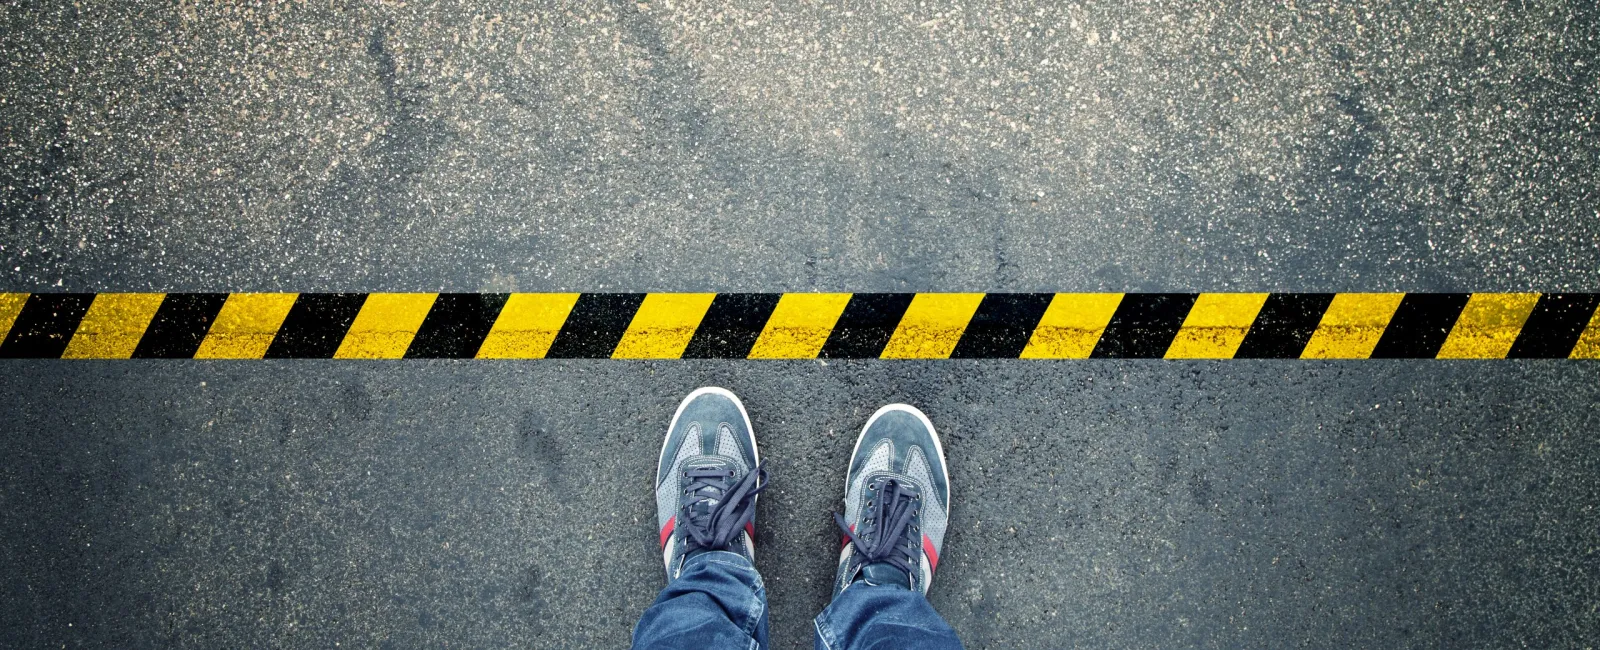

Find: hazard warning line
0;292;1596;360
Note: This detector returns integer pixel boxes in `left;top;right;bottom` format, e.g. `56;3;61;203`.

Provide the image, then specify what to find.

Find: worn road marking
747;293;851;359
1301;293;1405;359
477;293;580;359
3;292;1596;359
1436;293;1540;359
613;293;717;359
1165;293;1268;359
61;293;165;359
334;293;438;359
195;293;299;359
881;293;985;359
1019;293;1123;359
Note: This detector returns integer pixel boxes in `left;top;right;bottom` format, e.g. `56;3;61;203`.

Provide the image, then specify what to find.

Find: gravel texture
2;0;1598;647
3;0;1597;292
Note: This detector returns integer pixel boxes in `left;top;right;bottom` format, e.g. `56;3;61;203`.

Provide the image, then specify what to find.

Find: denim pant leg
631;551;769;650
812;584;963;650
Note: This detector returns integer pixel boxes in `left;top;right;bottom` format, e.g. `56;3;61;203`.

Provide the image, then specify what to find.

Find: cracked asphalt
2;0;1598;647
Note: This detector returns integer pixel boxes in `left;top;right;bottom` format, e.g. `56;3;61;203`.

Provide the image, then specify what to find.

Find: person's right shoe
832;403;951;597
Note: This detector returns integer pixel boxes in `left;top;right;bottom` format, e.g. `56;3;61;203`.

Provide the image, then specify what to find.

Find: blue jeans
631;551;964;650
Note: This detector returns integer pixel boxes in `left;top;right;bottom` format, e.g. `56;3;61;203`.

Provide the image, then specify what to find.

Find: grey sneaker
832;404;951;597
656;387;766;580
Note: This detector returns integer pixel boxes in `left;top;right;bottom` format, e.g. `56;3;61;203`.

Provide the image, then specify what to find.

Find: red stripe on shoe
660;515;676;548
922;534;939;572
745;521;756;543
841;523;855;549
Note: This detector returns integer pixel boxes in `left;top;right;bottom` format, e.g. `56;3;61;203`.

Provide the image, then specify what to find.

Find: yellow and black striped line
1;292;1597;360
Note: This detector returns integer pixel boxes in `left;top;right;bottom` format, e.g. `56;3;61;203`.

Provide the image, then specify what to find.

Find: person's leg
813;583;959;650
633;387;770;650
633;550;768;649
814;404;963;650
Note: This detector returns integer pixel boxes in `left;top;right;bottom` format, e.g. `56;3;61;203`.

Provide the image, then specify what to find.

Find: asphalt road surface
2;0;1597;647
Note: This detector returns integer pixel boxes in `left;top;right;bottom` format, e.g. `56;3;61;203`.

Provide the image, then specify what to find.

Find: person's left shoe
655;387;767;580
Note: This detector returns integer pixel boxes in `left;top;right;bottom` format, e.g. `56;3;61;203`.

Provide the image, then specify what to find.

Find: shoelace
834;477;921;583
679;461;768;555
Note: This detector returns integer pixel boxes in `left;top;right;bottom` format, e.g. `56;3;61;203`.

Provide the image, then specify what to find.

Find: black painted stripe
1507;293;1600;358
950;293;1054;359
1235;293;1335;359
1091;293;1197;358
263;293;368;359
0;293;94;358
825;291;915;358
406;293;509;358
819;293;915;359
131;293;228;359
682;293;781;359
544;293;646;358
1370;293;1470;358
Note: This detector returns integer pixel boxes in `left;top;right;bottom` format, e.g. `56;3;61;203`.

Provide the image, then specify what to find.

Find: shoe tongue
860;563;912;590
687;456;735;479
686;457;735;509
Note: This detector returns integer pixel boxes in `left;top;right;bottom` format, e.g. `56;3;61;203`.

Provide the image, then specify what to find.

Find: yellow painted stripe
1163;293;1269;359
61;293;166;359
880;293;985;359
0;293;30;341
476;293;581;359
747;293;853;359
1569;304;1600;360
194;293;298;359
1019;293;1123;359
333;293;438;359
1435;293;1541;359
1300;293;1405;359
612;293;717;359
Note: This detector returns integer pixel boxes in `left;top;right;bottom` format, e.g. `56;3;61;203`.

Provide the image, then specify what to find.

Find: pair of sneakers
655;387;951;596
